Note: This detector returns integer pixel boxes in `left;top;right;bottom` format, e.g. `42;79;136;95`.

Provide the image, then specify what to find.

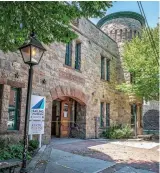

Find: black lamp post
19;32;46;173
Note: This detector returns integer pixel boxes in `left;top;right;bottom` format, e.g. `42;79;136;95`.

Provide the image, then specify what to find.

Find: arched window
134;30;137;37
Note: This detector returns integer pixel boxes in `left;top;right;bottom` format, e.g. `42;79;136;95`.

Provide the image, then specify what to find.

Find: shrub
0;137;7;150
101;124;133;139
0;138;39;161
28;140;39;152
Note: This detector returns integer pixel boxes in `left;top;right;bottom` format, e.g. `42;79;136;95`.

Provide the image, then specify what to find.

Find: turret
97;11;145;44
97;11;145;84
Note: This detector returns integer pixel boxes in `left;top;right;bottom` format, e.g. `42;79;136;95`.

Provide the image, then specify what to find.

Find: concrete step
137;134;153;140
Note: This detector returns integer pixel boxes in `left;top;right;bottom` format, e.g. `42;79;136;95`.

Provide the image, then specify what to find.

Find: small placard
29;121;44;135
64;111;68;118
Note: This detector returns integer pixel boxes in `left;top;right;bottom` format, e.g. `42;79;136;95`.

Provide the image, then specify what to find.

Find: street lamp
19;32;46;173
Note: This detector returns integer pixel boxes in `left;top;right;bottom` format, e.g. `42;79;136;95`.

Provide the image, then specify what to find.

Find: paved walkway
28;147;115;173
27;138;158;173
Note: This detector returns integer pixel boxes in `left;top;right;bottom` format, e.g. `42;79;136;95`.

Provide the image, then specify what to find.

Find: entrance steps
137;134;153;140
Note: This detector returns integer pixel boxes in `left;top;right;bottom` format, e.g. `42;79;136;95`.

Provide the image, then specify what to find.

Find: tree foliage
0;1;112;52
117;26;159;101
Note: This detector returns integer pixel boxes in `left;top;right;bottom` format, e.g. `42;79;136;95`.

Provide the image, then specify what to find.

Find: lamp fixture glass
19;33;46;65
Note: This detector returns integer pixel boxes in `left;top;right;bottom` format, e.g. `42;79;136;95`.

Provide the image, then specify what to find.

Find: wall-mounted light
15;72;19;78
42;79;46;84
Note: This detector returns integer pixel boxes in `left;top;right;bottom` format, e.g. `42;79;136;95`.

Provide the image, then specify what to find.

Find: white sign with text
29;121;44;135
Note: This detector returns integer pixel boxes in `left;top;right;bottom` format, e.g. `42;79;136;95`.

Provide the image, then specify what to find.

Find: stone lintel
0;78;25;88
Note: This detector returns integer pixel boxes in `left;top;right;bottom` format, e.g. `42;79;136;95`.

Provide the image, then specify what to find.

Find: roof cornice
97;11;145;28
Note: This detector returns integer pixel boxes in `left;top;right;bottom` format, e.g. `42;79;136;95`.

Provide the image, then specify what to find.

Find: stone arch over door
50;85;87;139
50;85;87;105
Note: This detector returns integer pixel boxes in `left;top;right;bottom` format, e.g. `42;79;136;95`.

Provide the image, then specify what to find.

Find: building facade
0;11;144;143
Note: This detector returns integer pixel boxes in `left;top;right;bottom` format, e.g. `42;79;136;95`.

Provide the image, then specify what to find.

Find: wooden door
60;101;70;137
51;105;56;136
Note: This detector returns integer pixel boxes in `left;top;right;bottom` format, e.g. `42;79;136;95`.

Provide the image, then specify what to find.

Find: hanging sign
30;95;46;120
29;121;44;135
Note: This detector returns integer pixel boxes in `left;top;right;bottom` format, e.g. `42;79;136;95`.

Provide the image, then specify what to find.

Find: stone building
0;11;145;143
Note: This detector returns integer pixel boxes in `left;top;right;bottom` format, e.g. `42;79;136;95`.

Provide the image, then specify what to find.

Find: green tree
0;1;112;52
117;26;159;101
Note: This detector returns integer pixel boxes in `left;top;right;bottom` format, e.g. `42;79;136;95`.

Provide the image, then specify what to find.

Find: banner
30;95;46;120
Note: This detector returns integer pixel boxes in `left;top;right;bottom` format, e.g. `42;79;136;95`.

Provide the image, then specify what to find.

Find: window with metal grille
106;103;110;128
65;42;72;66
75;42;81;70
8;88;21;130
100;102;104;127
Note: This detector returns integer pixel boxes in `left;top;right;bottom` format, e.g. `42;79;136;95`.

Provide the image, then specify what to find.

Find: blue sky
90;1;159;28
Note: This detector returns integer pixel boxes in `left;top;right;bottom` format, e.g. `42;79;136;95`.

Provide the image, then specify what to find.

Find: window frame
8;87;20;130
106;59;110;81
65;42;72;66
101;56;105;80
106;103;110;128
75;42;81;70
100;102;104;127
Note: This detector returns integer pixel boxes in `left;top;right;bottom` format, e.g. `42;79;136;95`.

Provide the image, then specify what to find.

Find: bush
0;138;39;161
101;124;133;139
0;137;7;150
28;140;39;152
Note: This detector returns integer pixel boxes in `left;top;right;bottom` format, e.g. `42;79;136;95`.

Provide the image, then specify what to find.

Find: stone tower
97;11;145;83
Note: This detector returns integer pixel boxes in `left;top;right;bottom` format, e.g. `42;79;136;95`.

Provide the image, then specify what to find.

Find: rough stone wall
70;102;86;139
0;18;131;142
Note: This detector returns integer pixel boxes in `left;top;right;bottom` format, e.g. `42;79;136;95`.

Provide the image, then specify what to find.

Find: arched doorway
50;86;87;139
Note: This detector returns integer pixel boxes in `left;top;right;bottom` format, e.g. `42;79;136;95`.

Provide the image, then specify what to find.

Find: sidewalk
27;138;157;173
28;146;115;173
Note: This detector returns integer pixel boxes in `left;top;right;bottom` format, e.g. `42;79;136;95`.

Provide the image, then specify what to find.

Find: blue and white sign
30;95;46;120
